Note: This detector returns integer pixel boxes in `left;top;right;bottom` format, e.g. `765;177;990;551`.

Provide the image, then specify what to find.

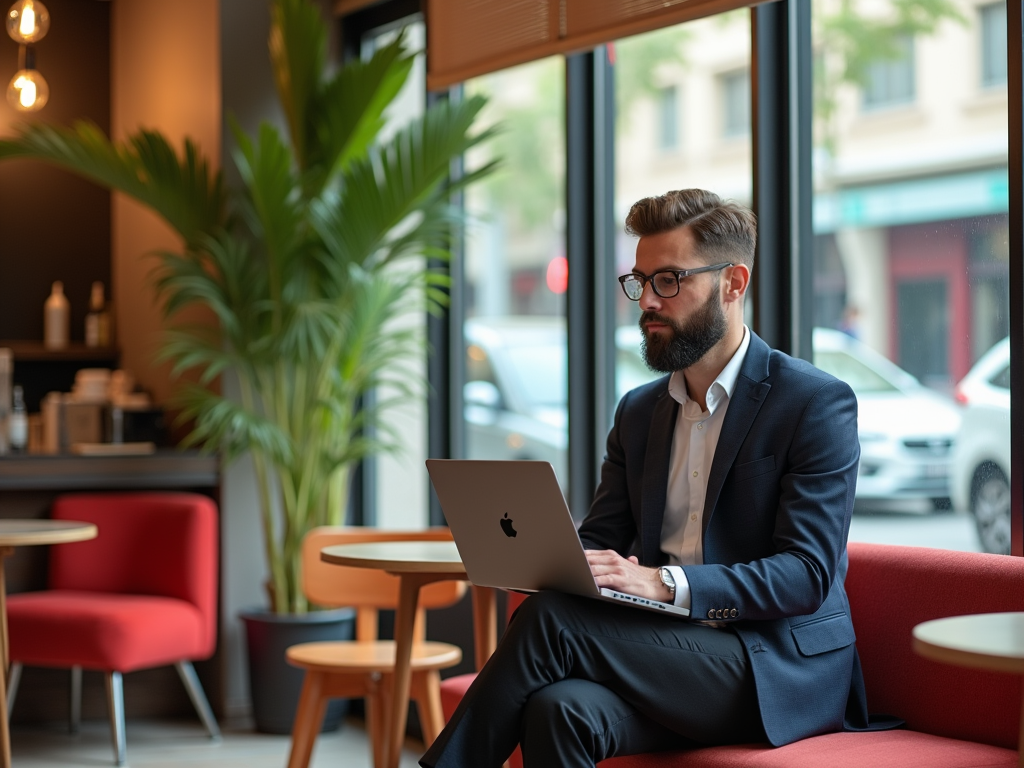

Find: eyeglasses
617;263;733;301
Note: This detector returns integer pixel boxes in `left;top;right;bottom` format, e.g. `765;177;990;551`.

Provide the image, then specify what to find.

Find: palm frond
268;0;326;170
0;121;225;246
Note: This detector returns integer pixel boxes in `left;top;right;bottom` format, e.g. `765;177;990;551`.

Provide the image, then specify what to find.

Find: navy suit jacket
578;331;872;746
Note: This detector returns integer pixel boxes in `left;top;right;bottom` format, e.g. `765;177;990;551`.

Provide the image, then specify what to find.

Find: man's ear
722;263;750;304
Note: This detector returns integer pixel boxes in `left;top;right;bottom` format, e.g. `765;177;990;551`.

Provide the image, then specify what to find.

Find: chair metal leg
174;661;221;741
104;671;127;766
70;665;82;734
6;662;20;718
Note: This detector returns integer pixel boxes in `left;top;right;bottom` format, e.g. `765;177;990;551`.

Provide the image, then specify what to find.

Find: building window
980;2;1008;88
720;69;750;138
862;34;915;109
657;85;679;150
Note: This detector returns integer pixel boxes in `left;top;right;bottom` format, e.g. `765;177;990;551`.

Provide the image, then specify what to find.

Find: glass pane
612;13;753;409
981;2;1008;87
462;58;568;490
811;0;1009;553
363;19;429;529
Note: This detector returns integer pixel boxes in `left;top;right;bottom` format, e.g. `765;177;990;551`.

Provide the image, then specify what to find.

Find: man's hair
624;189;756;268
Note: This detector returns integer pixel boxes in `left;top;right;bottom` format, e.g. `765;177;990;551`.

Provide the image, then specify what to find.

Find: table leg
0;546;14;768
384;573;429;768
471;586;497;671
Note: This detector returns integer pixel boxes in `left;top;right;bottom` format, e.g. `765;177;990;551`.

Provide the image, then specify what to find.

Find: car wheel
970;463;1011;555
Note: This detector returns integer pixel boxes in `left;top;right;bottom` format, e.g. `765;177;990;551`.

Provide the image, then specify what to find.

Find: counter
0;450;218;490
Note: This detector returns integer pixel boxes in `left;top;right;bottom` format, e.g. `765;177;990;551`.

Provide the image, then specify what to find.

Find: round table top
913;612;1024;674
321;540;466;575
0;519;98;547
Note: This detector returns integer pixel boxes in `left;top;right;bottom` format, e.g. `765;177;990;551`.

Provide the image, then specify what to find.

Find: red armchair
6;492;220;766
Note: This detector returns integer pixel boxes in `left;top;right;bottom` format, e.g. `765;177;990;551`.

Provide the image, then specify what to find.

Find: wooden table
913;612;1024;767
321;540;497;768
0;520;97;768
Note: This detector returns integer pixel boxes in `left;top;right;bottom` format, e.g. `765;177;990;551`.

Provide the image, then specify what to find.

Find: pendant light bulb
6;67;47;111
6;0;48;44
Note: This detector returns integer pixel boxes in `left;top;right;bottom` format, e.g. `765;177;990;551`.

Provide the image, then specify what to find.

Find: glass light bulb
6;0;48;44
6;68;47;111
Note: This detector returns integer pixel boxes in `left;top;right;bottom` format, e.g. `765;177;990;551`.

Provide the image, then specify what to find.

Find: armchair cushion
8;590;207;672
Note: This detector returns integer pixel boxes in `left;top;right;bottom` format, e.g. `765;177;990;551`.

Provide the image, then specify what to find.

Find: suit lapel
703;334;772;534
641;388;677;565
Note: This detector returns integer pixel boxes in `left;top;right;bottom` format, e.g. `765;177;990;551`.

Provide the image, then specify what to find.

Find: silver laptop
426;459;689;618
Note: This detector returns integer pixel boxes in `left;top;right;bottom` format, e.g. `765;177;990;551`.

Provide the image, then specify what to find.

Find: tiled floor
11;717;425;767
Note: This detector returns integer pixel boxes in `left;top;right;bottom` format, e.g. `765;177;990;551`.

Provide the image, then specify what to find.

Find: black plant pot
240;606;356;734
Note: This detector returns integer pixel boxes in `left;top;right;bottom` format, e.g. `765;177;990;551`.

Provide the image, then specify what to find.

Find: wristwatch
659;566;677;601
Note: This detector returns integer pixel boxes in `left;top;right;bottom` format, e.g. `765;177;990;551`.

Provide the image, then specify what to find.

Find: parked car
950;337;1010;554
463;317;655;487
464;319;961;512
811;328;961;512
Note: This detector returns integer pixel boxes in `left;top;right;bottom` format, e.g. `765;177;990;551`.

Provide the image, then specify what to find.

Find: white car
463;317;655;487
950;337;1010;554
811;328;961;512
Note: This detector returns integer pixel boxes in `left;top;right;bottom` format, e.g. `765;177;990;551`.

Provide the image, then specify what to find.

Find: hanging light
6;0;48;44
6;44;47;112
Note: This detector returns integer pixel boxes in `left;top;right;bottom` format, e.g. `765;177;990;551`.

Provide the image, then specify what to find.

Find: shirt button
692;471;698;477
690;514;697;521
697;423;703;430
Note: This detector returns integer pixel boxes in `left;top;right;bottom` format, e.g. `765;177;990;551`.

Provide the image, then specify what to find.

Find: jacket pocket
790;613;856;656
733;455;776;481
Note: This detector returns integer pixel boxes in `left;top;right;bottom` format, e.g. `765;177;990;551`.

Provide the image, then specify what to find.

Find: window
812;0;1009;553
658;85;679;150
462;58;569;490
862;34;915;109
980;2;1008;88
720;69;750;138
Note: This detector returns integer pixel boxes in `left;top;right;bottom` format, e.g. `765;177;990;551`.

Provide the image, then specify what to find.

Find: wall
111;0;220;409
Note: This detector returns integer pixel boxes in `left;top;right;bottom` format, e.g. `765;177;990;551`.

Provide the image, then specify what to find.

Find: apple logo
500;512;517;538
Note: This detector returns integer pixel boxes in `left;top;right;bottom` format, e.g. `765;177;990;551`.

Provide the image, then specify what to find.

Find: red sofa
440;542;1024;767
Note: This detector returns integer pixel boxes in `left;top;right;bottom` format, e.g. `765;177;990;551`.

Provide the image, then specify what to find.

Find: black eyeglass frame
617;262;734;301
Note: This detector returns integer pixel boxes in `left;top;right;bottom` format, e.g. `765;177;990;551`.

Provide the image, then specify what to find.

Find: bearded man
421;189;878;768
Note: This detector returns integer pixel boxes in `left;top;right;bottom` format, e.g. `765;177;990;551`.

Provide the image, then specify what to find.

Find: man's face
633;226;729;373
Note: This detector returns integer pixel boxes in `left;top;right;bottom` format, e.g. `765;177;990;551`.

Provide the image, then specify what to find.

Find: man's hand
585;550;674;602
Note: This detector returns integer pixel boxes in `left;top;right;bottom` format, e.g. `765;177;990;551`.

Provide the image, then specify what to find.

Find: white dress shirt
661;326;751;609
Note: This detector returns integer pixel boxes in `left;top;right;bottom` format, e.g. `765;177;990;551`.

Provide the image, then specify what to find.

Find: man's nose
638;281;660;311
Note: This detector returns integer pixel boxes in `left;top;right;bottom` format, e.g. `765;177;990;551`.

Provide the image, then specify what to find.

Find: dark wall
0;0;110;343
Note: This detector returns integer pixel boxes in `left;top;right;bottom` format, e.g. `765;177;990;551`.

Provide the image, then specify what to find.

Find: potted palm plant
0;0;494;732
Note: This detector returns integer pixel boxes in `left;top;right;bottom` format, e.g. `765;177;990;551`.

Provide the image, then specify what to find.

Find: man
422;189;872;767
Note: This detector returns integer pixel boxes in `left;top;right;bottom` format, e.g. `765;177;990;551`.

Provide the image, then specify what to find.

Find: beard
640;285;728;373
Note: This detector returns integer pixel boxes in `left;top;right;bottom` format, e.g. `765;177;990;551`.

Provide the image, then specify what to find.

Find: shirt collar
667;325;751;412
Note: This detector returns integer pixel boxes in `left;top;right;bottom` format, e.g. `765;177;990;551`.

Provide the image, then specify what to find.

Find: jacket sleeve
683;377;860;622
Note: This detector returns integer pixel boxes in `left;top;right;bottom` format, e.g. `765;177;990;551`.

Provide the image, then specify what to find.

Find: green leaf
0;121;225;246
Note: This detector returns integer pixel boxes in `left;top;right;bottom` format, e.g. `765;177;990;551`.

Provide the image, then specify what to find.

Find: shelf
0;450;219;490
0;341;119;363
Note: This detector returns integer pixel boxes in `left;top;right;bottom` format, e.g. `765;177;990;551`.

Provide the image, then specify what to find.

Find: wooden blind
426;0;763;90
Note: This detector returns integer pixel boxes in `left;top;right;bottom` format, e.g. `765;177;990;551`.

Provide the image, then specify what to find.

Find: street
849;508;981;553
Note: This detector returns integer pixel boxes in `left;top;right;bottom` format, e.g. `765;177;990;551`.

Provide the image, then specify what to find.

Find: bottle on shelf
85;281;111;348
9;385;27;452
44;280;69;350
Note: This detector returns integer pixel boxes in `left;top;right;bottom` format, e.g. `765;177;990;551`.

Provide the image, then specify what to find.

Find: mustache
639;311;674;329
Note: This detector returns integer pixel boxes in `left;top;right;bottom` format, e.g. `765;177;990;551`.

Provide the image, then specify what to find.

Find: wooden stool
284;527;468;768
286;640;461;768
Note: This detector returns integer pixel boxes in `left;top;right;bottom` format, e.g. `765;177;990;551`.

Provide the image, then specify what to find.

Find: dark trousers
420;591;764;768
